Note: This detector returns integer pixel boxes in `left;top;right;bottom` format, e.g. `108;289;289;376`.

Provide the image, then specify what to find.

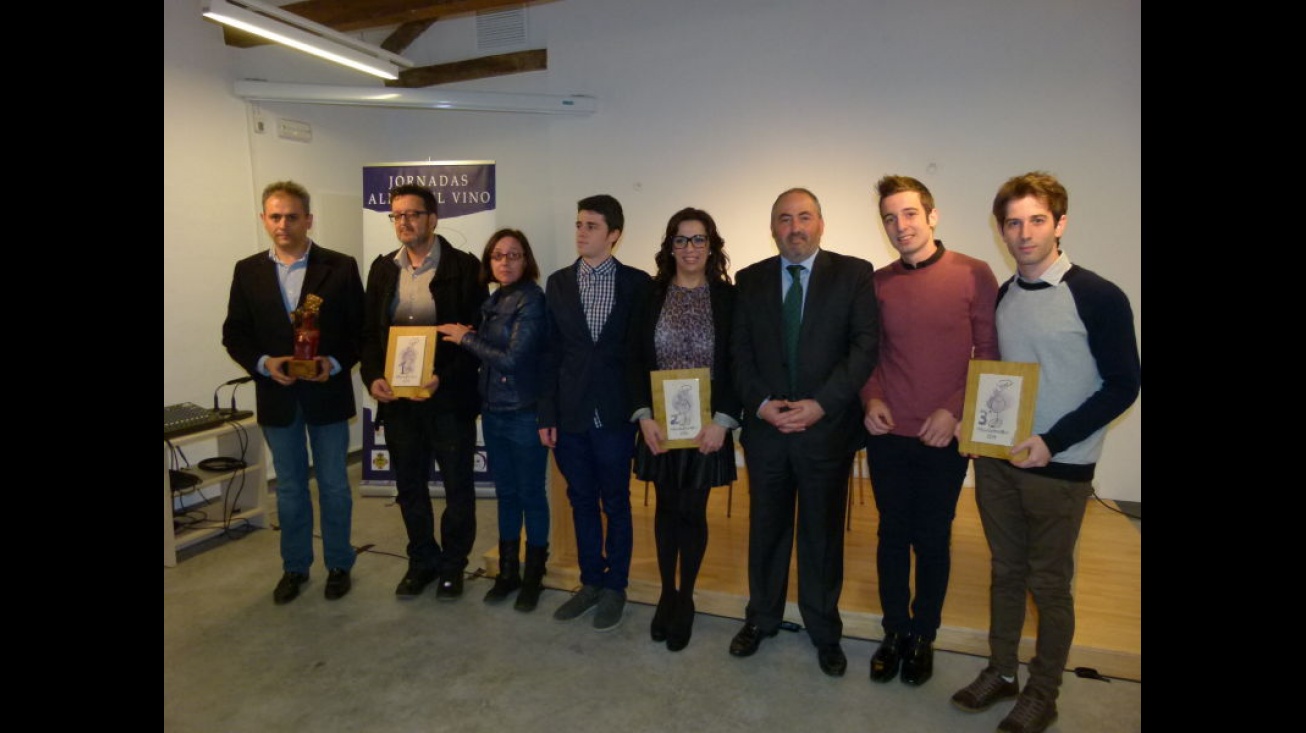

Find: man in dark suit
360;184;488;601
728;188;879;676
538;194;652;632
223;180;365;605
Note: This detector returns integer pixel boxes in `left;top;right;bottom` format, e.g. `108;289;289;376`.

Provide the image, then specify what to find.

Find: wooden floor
481;453;1142;682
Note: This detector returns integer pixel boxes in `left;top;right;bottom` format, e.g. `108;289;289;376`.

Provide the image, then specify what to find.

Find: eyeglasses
672;235;709;250
490;251;523;262
388;211;430;223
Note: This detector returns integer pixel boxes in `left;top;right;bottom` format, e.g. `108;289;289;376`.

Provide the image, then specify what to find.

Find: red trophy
289;293;323;378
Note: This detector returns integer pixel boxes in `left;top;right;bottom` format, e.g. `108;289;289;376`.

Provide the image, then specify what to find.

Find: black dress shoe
435;571;465;600
900;636;934;686
870;631;908;683
818;643;847;677
324;569;351;600
273;572;309;605
729;623;777;657
651;590;676;643
395;566;438;598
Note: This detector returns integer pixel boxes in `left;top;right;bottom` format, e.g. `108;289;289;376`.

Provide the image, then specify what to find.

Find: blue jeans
482;408;550;546
263;406;354;574
553;425;636;590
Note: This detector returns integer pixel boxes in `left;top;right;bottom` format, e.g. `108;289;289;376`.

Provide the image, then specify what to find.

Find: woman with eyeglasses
626;208;741;651
435;229;551;612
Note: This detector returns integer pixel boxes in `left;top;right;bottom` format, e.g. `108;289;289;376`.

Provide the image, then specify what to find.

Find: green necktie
784;264;804;396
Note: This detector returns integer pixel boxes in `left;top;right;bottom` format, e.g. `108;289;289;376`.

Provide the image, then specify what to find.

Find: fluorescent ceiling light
202;0;415;81
233;80;597;116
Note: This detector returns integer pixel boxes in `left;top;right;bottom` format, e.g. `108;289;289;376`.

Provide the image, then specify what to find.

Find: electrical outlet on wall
249;104;267;134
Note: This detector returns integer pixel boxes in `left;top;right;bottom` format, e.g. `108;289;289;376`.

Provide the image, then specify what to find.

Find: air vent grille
476;6;528;52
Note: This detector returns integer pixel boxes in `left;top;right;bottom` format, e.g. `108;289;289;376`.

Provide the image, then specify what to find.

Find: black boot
483;539;521;604
650;589;677;642
514;543;549;612
666;592;695;652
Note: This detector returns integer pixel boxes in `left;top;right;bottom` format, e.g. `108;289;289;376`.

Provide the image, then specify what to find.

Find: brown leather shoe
998;689;1058;733
952;667;1020;712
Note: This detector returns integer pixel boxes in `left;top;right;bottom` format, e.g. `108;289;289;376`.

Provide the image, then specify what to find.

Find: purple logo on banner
363;162;496;219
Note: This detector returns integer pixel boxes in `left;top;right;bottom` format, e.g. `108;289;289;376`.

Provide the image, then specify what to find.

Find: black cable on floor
1092;492;1140;520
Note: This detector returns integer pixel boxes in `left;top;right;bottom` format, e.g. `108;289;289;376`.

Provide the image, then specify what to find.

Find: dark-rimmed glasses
388;211;430;223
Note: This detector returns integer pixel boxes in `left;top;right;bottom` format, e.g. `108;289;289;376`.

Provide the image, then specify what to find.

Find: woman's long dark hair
653;207;731;287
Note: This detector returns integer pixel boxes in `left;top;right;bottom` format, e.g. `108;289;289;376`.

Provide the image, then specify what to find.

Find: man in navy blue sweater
951;172;1140;733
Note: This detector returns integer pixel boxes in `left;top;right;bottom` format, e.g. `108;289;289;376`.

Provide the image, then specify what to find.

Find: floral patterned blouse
654;283;714;376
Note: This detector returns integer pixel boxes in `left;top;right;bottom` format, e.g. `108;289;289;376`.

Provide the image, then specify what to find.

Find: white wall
164;0;1141;501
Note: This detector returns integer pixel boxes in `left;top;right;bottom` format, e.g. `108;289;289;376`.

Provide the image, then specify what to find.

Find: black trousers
743;439;853;647
384;400;478;573
866;433;968;641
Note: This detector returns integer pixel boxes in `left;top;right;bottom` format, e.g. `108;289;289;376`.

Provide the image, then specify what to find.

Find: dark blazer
539;257;652;433
731;248;880;456
626;279;742;424
222;242;364;427
359;236;489;420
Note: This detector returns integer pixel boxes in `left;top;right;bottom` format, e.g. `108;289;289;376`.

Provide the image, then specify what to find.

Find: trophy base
288;359;319;379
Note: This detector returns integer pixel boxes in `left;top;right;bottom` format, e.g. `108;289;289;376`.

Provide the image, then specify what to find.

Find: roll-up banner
359;161;498;497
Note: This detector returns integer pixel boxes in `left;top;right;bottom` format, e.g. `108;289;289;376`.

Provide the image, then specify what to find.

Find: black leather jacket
459;280;546;412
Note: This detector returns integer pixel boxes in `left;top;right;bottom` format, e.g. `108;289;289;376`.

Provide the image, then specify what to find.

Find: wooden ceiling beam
382;20;436;55
206;0;554;85
389;49;547;87
213;1;553;50
282;0;554;32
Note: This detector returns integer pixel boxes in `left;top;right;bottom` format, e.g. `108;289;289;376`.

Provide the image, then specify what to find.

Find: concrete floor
164;469;1142;732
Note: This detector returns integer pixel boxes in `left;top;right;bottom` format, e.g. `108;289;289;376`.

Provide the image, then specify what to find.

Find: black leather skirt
633;429;737;489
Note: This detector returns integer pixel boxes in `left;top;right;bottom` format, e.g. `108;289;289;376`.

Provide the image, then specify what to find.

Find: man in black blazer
538;194;652;632
728;188;880;677
223;180;365;605
360;185;488;601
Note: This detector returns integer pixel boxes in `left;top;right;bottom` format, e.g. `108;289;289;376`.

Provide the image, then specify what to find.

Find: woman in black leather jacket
436;229;551;612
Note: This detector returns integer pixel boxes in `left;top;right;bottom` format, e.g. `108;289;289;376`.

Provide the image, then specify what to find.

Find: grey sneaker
593;588;626;631
997;689;1057;733
952;667;1020;712
553;584;603;621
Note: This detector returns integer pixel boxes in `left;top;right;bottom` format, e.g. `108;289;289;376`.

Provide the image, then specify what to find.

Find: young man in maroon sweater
860;175;999;687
